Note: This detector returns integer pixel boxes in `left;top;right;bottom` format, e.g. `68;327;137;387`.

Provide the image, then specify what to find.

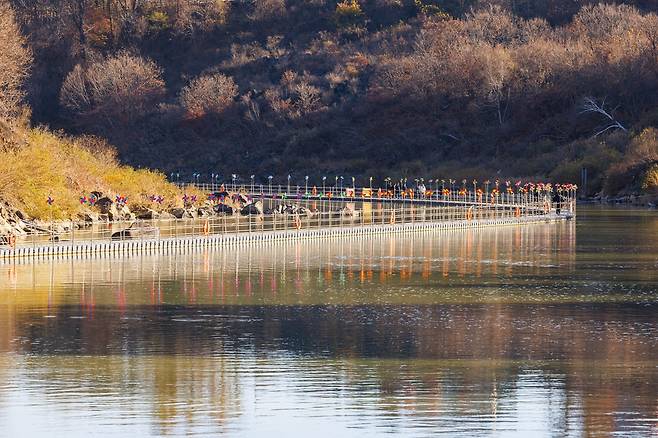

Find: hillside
5;0;658;196
0;0;184;225
0;128;184;221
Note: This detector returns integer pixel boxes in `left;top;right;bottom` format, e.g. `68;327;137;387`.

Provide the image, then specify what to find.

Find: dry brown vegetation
179;73;238;118
0;3;181;220
5;0;658;196
0;129;185;219
0;0;31;132
60;53;166;127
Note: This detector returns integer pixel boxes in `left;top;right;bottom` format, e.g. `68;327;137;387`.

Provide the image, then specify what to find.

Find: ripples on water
0;206;657;437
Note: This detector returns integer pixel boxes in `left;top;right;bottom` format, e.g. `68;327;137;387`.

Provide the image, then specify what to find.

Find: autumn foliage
60;53;166;126
4;0;658;196
0;0;31;124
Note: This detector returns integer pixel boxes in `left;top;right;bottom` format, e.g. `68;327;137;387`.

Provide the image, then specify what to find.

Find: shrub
626;128;658;165
414;1;449;18
60;53;166;127
0;1;32;122
642;164;658;193
147;11;171;32
179;73;238;118
250;0;286;22
335;0;364;29
0;129;183;219
172;0;231;33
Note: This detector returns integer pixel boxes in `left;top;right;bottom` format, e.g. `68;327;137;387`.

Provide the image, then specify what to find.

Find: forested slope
7;0;658;196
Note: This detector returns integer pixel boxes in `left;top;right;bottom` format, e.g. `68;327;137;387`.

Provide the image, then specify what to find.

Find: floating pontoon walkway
1;213;571;261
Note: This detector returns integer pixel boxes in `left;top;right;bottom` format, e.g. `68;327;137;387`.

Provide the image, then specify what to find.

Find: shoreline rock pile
0;189;367;242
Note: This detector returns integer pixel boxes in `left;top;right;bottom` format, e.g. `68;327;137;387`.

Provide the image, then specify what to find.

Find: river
0;206;656;437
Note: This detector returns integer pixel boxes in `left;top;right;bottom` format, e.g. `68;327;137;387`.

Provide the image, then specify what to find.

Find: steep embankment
0;128;184;235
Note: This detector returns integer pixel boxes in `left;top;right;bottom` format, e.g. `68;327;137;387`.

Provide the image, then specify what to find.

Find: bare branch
0;1;32;122
580;96;627;136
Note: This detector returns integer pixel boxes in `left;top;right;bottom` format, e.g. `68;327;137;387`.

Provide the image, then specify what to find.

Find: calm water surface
1;206;657;437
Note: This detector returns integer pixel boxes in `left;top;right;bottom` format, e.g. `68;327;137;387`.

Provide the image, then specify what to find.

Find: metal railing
5;201;572;251
178;182;577;212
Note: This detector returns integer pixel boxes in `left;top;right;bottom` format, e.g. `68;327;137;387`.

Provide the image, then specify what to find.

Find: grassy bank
0;129;183;220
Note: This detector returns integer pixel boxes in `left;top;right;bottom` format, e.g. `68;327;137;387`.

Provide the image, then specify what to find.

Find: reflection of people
552;191;562;215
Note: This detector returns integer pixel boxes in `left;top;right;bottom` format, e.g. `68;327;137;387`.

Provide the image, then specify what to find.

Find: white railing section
4;202;574;253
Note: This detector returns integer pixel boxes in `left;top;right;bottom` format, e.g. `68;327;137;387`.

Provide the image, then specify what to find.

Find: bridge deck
0;208;573;261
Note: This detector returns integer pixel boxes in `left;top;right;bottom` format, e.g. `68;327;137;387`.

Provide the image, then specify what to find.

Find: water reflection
2;219;581;306
0;208;657;437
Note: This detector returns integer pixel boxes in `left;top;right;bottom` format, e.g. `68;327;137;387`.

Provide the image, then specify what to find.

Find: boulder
241;200;263;216
120;205;132;217
0;220;12;236
82;211;99;222
96;197;113;214
170;208;186;219
241;204;259;215
213;204;233;215
135;208;160;220
253;200;264;214
197;207;214;218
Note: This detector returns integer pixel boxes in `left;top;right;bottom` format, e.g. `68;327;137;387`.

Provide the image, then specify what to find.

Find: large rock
213;204;233;215
111;229;133;240
120;205;132;218
169;208;196;219
81;211;99;222
14;210;27;221
108;203;120;221
170;208;186;219
241;200;263;216
96;197;113;214
135;208;160;220
107;203;133;221
0;219;12;236
197;207;214;218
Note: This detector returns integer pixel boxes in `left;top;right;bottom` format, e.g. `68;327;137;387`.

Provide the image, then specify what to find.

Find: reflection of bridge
0;183;576;261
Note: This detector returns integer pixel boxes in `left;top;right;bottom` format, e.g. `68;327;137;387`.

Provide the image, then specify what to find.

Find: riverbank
0;128;188;226
582;194;657;208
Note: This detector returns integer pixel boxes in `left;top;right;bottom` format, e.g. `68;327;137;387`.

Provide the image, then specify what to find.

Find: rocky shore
586;193;657;208
0;190;360;241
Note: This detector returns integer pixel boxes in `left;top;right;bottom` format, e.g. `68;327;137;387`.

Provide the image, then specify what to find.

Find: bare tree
580;97;627;137
0;0;33;122
172;0;231;34
249;0;286;22
60;52;165;126
479;44;514;126
294;82;322;116
179;73;238;118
